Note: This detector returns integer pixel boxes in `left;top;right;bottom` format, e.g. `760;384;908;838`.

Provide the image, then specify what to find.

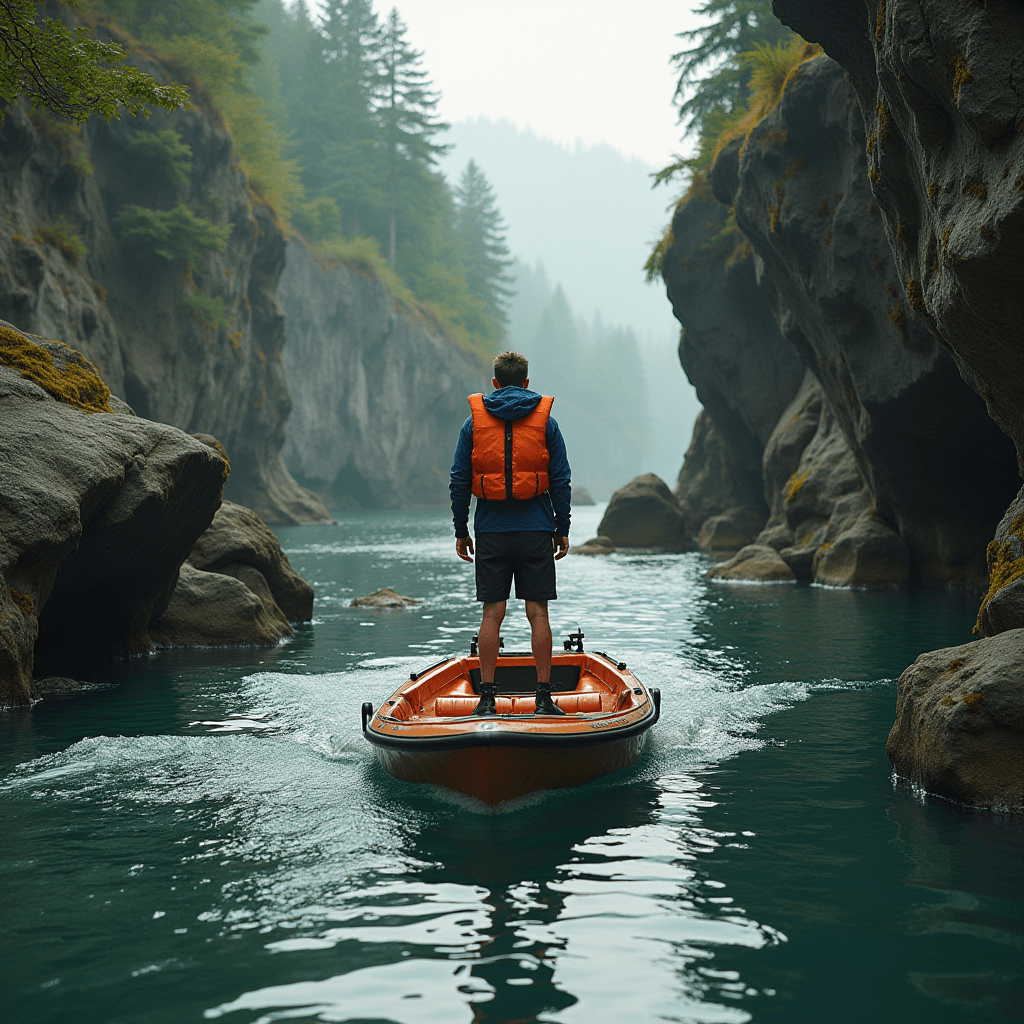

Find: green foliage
671;1;793;134
454;160;512;330
37;216;88;264
117;202;230;261
292;196;343;242
127;127;192;188
0;0;188;121
182;291;231;328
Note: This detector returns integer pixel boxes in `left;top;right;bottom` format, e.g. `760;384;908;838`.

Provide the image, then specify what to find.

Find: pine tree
671;1;792;134
319;0;385;237
454;160;512;328
377;7;448;267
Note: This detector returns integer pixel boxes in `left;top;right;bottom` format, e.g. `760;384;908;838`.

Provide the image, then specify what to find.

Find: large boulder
0;323;226;704
706;544;796;583
149;563;292;647
597;475;690;550
887;630;1024;812
150;499;314;646
185;501;313;621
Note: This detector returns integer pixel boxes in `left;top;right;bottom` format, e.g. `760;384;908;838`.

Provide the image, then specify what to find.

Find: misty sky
392;0;706;167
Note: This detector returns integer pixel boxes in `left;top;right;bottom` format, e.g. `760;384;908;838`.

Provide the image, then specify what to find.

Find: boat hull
374;731;649;805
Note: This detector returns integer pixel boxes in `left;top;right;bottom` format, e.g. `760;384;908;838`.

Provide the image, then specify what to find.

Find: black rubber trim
409;656;453;681
364;696;660;752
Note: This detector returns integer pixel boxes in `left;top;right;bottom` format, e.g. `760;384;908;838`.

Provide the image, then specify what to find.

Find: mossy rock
0;321;112;414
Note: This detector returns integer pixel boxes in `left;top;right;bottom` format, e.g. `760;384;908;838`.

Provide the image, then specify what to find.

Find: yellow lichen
228;331;243;351
92;281;107;303
866;133;878;156
950;53;973;103
940;695;955;707
786;470;811;502
927;181;940;201
888;300;908;340
9;589;34;616
0;326;112;413
876;102;893;141
905;277;925;311
963;178;988;202
974;513;1024;633
768;203;780;232
961;692;986;711
875;0;886;44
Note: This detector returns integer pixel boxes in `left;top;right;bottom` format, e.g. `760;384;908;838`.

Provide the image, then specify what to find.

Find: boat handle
651;688;661;720
361;702;374;732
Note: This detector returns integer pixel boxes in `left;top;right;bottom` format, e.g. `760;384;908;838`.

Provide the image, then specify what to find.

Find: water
1;505;1021;1024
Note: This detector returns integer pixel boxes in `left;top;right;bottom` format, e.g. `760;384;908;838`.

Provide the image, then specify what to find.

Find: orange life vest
469;392;553;501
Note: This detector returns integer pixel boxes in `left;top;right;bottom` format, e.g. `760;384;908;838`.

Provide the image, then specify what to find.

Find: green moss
786;470;811;502
117;204;230;263
183;292;232;329
9;589;33;617
92;281;107;303
0;325;112;413
950;53;973;103
37;217;87;265
974;513;1024;633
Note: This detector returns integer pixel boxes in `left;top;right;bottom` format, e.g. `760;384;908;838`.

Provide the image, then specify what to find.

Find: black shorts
475;531;557;603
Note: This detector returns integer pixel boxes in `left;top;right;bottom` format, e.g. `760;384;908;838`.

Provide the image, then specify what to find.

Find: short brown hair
493;350;529;387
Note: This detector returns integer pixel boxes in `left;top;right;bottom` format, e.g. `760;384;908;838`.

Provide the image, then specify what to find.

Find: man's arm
450;417;474;539
546;416;571;539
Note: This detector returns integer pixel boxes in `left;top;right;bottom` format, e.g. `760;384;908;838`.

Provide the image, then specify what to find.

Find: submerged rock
0;323;225;705
597;475;689;551
706;544;796;583
351;589;421;608
572;536;616;556
887;630;1024;813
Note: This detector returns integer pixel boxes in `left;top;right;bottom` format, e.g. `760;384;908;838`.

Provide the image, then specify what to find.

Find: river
2;505;1021;1023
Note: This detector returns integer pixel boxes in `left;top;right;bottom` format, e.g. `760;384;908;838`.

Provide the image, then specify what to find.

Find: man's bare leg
526;600;563;715
478;601;505;682
525;600;552;683
473;601;505;716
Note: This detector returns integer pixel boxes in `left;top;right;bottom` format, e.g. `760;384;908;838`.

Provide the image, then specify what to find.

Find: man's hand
553;536;570;560
456;536;474;562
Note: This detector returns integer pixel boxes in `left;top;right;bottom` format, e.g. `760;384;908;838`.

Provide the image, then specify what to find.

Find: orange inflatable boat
362;632;661;805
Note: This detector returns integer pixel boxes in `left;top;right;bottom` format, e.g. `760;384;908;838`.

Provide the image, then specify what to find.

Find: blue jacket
450;386;572;538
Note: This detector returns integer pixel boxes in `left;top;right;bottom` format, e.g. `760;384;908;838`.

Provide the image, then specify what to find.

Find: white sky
386;0;707;167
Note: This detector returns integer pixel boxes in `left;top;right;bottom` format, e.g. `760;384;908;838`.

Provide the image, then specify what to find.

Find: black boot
472;684;498;716
534;685;565;716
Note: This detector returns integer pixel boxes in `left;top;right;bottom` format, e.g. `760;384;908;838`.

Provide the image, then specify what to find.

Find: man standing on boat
450;350;571;717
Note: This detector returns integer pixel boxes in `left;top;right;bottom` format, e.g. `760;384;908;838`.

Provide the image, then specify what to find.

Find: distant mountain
440;118;701;488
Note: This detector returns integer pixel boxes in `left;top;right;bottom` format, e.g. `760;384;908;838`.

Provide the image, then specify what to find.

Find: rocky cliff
0;74;328;524
663;54;1019;589
278;241;489;509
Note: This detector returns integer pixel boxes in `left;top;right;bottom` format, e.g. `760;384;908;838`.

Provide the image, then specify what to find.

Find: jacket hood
481;386;544;421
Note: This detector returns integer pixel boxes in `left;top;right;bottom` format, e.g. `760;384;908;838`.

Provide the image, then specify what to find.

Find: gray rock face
278;241;489;508
729;54;1018;588
0;325;226;705
571;536;616;556
977;487;1024;637
772;0;1024;478
597;474;689;550
663;185;805;537
887;629;1024;812
674;411;762;543
0;87;328;525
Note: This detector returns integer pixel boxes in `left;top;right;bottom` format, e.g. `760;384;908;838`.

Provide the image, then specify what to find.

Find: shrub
117;203;230;262
182;292;232;329
37;217;87;264
127;128;192;189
